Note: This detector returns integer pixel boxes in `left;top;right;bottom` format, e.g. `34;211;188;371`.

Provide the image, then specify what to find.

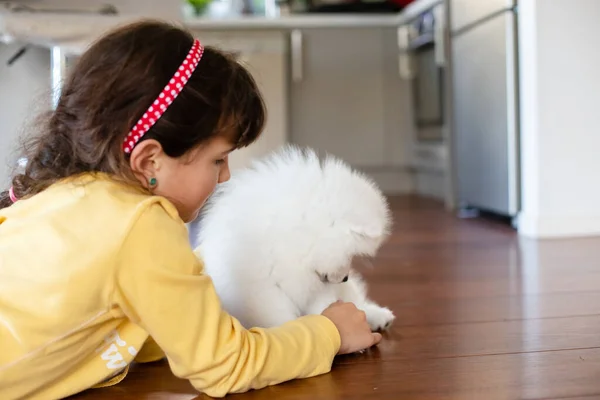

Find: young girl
0;20;381;399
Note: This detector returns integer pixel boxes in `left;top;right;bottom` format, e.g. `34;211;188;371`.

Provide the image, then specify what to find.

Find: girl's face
129;136;233;223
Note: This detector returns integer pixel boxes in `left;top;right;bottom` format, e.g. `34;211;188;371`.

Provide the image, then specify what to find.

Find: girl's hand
321;301;382;354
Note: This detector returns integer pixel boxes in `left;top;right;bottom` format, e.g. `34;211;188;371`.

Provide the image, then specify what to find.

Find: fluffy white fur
194;145;395;331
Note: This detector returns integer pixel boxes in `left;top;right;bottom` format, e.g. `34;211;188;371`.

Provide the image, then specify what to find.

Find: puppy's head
199;145;392;285
299;152;392;284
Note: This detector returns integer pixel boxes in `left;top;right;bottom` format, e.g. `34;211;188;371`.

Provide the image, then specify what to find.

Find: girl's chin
184;209;201;224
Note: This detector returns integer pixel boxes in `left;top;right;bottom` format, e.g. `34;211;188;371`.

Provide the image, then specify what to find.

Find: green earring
149;177;157;188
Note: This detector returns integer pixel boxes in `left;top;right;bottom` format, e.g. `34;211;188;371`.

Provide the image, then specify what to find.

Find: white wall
517;0;600;238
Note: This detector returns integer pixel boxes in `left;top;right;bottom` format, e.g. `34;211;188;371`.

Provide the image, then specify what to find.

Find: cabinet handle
433;4;445;66
398;53;410;80
397;25;409;51
291;29;303;82
397;25;413;80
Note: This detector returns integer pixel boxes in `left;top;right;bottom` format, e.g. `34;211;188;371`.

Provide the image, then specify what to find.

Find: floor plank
72;348;600;400
70;195;600;399
390;291;600;326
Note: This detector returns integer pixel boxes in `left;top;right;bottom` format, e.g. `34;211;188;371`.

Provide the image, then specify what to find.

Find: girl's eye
215;159;225;165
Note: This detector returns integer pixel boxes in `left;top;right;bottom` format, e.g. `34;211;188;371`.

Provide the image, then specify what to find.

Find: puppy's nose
342;275;349;282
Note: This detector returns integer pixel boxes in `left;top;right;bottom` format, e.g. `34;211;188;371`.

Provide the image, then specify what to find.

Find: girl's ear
128;139;164;188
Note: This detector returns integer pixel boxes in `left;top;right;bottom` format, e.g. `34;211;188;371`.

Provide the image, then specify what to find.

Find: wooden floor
71;196;600;400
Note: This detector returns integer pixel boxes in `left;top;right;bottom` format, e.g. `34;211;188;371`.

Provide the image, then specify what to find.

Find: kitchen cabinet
287;27;414;192
288;27;411;168
288;28;385;167
191;27;414;193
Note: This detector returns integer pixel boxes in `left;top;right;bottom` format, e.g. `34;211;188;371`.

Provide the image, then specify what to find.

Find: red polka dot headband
123;39;204;154
8;186;17;203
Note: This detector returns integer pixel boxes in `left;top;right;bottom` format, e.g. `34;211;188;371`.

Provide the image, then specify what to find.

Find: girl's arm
113;202;341;398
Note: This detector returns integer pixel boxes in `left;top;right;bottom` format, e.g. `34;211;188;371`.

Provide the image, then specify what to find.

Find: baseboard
516;212;600;238
413;169;446;200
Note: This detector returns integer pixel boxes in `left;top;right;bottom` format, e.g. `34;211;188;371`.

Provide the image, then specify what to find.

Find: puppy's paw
363;304;395;332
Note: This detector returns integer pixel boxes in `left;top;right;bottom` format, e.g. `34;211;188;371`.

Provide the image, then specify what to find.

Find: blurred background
0;0;598;240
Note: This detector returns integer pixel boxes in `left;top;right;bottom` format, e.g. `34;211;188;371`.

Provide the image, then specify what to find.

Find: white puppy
194;145;395;331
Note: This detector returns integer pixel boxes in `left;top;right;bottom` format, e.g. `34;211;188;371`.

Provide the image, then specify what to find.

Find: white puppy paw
363;304;395;332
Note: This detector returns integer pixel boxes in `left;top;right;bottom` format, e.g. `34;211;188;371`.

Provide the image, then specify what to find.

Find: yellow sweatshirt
0;173;340;399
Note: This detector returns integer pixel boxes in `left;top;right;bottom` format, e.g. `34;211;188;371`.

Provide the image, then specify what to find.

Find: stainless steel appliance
450;0;520;217
407;3;445;142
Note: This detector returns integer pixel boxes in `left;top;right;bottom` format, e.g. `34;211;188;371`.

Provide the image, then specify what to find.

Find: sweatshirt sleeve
112;202;341;397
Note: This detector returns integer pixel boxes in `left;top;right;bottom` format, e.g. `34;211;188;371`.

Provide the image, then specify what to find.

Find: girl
0;20;381;399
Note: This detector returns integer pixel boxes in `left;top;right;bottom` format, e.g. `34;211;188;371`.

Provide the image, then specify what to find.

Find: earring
149;177;157;189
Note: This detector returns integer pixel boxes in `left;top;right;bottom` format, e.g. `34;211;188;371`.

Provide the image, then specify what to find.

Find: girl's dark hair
0;19;265;209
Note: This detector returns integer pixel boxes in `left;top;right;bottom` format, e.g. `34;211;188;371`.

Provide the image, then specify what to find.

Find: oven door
410;36;444;138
